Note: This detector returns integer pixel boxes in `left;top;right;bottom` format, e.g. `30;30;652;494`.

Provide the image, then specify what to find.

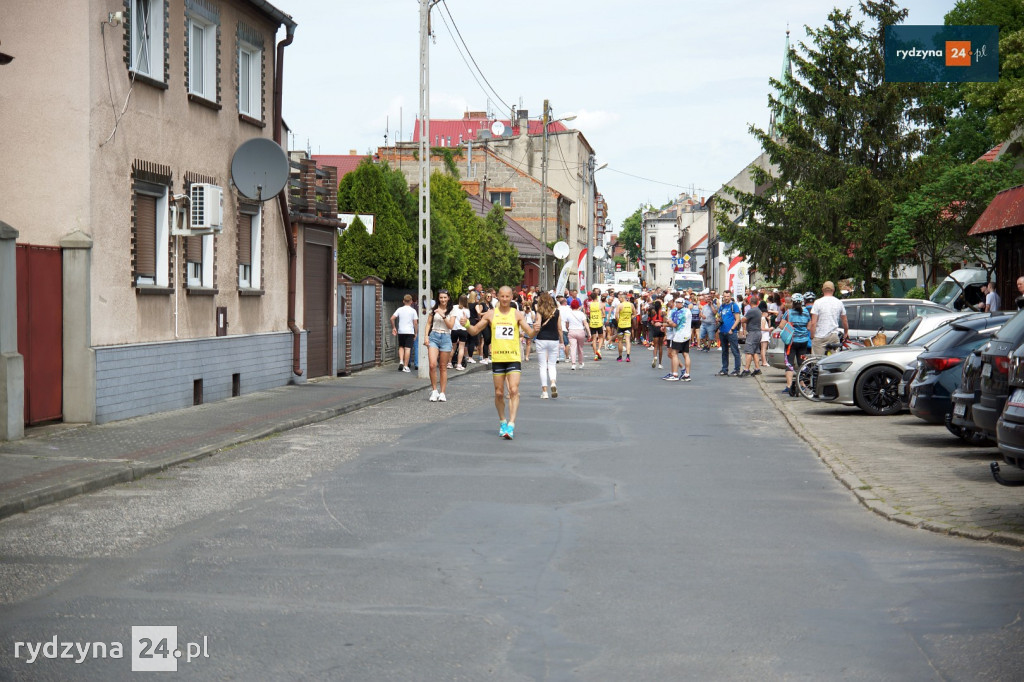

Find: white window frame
186;234;215;288
238;42;262;118
239;205;262;289
130;0;164;80
187;14;217;101
136;185;170;288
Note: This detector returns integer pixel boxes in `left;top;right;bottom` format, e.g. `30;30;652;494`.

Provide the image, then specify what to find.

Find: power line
434;10;501;116
604;166;690;189
439;0;513;113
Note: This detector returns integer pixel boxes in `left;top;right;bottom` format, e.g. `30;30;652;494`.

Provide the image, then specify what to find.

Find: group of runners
392;281;818;440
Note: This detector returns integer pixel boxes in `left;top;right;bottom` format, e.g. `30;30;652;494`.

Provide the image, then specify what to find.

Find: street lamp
586;159;607;291
540;99;576;290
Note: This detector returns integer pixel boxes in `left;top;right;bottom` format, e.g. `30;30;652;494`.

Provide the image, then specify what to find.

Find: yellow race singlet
588;301;603;327
490;307;521;362
617;301;634;328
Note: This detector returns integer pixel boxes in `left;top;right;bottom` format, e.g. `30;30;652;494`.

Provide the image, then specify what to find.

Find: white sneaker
402;366;411;373
466;357;477;364
455;365;465;371
429;390;439;402
541;391;549;399
658;364;663;369
571;363;576;370
579;362;584;369
438;392;446;402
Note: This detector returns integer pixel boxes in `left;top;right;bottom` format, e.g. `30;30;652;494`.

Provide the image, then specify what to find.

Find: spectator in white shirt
807;281;849;356
984;282;1001;312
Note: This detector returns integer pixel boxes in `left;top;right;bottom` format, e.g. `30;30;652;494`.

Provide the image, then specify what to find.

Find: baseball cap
822;280;835;291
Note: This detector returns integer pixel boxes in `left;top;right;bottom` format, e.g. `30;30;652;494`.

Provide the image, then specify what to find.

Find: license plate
982;363;992;378
953;402;967;417
1009;389;1024;408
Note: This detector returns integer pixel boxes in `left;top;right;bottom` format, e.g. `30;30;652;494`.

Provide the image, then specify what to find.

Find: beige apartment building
0;0;323;437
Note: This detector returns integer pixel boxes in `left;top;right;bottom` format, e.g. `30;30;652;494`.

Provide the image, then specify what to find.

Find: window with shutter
136;193;157;279
238;203;261;290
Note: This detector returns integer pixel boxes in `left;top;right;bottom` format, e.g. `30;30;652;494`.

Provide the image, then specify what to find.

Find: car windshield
890;317;922;345
929;280;959;305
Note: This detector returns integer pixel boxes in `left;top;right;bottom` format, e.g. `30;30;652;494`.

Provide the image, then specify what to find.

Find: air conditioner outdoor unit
189;183;224;232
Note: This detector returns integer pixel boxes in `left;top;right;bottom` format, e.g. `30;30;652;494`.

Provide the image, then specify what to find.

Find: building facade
1;0;310;435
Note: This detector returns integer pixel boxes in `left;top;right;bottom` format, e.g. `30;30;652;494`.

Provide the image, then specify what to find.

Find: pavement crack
320;485;353;535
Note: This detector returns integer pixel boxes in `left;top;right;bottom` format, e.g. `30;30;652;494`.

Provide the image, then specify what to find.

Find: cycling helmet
791;293;804;303
803;291;816;303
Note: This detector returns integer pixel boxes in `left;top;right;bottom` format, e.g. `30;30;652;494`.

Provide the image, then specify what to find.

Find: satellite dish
593;245;607;260
553;241;570;259
490;121;506;137
231;138;289;201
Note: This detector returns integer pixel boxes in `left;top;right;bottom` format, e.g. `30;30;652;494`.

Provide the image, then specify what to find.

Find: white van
929;268;988;310
672;272;704;292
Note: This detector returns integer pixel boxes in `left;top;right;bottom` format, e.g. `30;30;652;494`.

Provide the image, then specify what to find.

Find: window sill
130;71;169;90
188;93;222;111
238;113;266;128
238;288;265;297
186;287;219;296
135;285;174;295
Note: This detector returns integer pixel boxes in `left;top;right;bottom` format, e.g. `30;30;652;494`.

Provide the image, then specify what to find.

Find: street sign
683;254;690;262
670;249;677;257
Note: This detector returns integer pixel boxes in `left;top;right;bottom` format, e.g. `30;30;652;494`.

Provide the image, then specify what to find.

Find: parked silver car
770;301;958;368
811;320;964;415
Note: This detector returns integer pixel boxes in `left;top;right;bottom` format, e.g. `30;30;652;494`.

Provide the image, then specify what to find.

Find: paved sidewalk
755;370;1024;548
0;363;483;520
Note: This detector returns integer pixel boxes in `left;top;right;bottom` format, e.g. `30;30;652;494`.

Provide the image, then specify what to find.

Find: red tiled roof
968;184;1024;235
312;154;370;180
412;118;568;144
977;143;1004;163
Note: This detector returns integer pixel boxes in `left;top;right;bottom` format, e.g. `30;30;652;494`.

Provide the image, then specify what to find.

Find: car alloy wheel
855;366;904;416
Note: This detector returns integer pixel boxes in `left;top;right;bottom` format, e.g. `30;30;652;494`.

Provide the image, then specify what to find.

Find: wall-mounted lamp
107;11;124;26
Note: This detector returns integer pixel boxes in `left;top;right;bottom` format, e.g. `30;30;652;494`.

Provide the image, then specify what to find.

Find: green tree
947;0;1024;142
337;159;417;286
617;208;643;266
882;158;1024;285
336;216;374;281
718;1;930;294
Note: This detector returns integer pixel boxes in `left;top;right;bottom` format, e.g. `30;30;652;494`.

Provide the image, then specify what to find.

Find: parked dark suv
995;342;1024;470
949;344;990;442
971;310;1024;439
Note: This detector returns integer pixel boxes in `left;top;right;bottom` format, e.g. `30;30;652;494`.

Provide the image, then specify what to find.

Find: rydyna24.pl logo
885;25;999;82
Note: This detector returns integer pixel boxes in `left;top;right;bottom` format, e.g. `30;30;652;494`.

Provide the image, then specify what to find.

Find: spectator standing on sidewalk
450;294;471;370
390;294;418;373
717;291;742;376
984;282;1001;312
699;294;718;351
739;293;763;376
424;290;455;402
808;281;849;356
466;290;481;364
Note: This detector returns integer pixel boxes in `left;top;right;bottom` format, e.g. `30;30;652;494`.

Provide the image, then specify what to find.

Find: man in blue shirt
717;291;742;376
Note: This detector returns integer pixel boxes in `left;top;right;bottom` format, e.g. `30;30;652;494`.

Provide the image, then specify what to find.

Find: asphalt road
1;349;1023;681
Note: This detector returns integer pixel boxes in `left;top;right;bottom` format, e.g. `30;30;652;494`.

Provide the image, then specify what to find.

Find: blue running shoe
499;421;508;437
504;422;514;440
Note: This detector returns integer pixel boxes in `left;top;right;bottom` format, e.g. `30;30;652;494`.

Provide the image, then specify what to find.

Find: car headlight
820;362;853;373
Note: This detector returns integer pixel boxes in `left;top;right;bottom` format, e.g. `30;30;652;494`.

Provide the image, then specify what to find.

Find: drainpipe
273;23;302;376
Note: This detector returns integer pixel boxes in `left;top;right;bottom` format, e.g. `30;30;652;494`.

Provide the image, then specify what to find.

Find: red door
16;245;63;424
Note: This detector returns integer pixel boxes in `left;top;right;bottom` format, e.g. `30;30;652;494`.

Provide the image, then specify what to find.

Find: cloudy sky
280;0;949;231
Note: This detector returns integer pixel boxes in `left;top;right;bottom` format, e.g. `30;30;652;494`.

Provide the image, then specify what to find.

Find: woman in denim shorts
425;290;455;402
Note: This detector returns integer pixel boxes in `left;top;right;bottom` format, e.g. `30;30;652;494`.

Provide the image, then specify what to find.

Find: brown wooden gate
303;228;334;378
16;245;63;424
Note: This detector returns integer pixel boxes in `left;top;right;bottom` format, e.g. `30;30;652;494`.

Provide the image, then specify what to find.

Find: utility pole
539;99;550;291
417;0;432;379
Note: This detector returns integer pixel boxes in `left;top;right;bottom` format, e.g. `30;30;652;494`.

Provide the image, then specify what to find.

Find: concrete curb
755;375;1024;549
0;364;485;520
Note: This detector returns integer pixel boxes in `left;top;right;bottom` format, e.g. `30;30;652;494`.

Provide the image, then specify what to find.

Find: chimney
349;149;357;155
517;109;530;137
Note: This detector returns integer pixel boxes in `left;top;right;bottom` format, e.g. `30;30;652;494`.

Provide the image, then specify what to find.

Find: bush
904;286;928;299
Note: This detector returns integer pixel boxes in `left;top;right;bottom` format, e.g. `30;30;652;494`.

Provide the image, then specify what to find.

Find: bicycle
792;333;862;400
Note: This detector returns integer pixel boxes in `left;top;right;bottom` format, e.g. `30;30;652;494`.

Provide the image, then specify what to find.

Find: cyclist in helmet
778;292;812;396
803;291;816;304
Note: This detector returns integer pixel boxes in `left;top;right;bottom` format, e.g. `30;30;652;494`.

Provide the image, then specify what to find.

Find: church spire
769;28;793;140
